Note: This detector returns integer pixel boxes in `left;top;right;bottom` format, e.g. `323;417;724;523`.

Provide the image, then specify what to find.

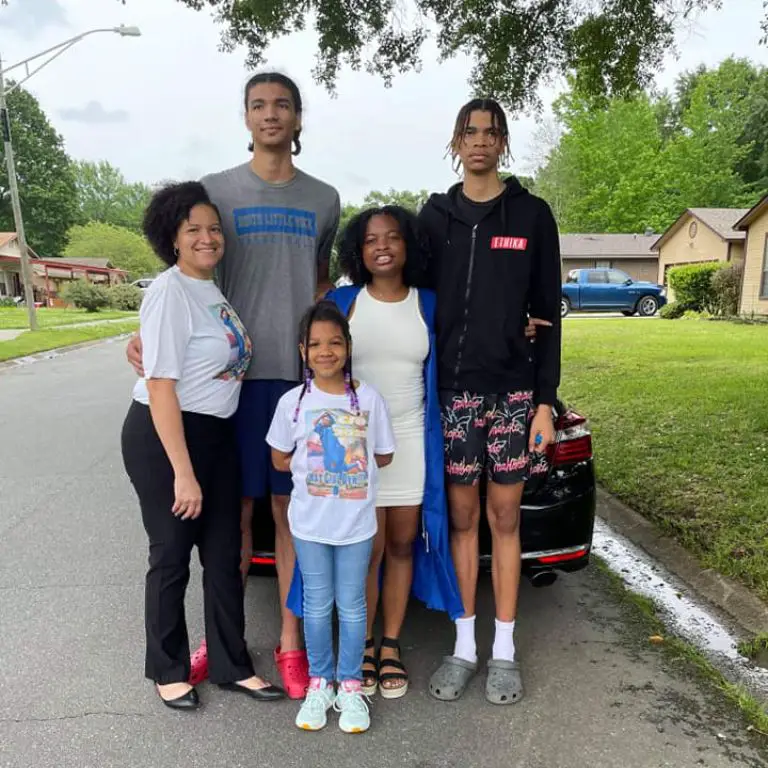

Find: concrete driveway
0;342;764;768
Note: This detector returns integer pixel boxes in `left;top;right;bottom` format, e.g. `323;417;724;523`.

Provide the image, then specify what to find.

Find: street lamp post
0;25;141;331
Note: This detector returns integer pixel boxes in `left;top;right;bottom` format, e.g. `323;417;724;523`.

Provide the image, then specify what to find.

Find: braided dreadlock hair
293;300;359;422
447;97;511;174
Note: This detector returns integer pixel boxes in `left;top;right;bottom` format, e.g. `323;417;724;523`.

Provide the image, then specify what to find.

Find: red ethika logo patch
490;236;528;251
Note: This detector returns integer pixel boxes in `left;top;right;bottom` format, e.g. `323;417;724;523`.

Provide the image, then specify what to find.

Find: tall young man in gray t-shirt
128;73;339;698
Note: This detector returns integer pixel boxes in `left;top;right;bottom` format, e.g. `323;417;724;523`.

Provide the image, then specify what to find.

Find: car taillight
547;410;593;465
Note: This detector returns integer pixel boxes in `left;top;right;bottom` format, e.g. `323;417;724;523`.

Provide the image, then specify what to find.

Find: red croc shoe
189;639;208;686
274;646;309;700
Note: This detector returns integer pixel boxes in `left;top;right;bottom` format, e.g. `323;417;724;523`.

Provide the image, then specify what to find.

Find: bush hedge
62;280;111;312
108;283;143;311
667;262;722;312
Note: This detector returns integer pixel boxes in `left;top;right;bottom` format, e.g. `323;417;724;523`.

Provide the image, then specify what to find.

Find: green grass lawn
0;307;138;329
0;320;139;362
561;318;768;600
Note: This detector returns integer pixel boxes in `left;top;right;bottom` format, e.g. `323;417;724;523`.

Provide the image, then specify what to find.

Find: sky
2;0;768;205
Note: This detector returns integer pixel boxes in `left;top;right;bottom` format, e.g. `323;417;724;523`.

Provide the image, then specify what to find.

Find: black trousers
121;401;254;685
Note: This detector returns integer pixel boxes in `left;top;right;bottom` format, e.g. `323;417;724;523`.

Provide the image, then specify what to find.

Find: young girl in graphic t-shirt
267;301;395;733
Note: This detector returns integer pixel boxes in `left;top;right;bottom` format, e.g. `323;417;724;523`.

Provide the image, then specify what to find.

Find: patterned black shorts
440;390;548;486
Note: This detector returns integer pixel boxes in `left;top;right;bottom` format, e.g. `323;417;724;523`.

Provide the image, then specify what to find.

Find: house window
596;260;612;268
761;236;768;299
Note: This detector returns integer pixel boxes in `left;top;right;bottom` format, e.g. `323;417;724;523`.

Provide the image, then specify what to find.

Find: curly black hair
143;181;221;267
338;205;429;287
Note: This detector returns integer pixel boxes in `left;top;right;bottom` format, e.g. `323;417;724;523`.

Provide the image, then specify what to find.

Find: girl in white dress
326;206;463;698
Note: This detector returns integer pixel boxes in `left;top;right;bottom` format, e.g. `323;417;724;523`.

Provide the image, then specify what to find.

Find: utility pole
0;26;141;331
0;52;37;330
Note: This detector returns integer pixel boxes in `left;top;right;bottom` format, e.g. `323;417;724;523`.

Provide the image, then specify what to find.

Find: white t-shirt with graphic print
133;266;252;419
266;383;396;545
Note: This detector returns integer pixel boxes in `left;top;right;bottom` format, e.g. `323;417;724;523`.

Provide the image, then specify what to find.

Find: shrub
0;297;17;308
659;301;685;319
109;283;143;311
62;280;111;312
710;263;742;317
667;262;722;312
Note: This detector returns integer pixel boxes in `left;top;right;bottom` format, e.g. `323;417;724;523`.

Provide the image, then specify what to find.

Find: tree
657;63;754;214
144;0;737;111
0;84;78;255
73;160;151;232
535;95;666;233
63;221;163;281
362;189;430;212
533;59;759;233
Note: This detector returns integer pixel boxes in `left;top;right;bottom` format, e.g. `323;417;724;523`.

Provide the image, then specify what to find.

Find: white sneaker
333;680;371;734
295;677;335;731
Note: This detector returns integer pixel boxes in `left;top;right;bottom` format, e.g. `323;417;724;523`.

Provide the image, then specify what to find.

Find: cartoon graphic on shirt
306;409;369;499
208;302;252;381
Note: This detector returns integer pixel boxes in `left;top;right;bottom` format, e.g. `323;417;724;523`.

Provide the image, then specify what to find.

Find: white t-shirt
133;266;252;419
266;382;396;545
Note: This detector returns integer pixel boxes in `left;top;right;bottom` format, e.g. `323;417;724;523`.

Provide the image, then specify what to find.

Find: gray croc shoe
429;656;478;701
485;659;524;705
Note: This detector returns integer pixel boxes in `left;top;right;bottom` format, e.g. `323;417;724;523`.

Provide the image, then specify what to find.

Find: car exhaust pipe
529;570;557;588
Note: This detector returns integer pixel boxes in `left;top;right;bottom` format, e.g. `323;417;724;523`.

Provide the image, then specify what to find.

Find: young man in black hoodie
418;98;562;705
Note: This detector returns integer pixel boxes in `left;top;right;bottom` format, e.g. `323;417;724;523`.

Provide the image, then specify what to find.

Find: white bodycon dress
350;287;429;507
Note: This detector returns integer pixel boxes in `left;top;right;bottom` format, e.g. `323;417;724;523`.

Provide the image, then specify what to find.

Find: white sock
492;619;516;662
453;615;477;663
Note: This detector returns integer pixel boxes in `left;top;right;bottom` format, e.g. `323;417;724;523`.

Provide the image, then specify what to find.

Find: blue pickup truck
561;268;667;317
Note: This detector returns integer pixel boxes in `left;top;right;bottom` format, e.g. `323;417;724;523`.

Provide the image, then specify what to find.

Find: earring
304;366;312;393
173;246;180;260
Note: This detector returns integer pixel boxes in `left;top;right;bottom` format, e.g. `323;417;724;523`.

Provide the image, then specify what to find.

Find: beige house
652;209;749;297
559;234;659;282
0;232;127;305
735;195;768;316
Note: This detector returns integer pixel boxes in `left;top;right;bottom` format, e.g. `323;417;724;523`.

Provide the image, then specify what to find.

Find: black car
250;401;595;586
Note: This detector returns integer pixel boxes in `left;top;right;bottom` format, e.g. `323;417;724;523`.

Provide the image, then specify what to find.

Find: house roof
0;232;40;258
61;257;114;269
734;193;768;230
0;253;127;275
652;208;749;250
560;234;658;260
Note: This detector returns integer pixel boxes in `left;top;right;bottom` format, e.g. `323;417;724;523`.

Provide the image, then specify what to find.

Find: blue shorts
235;379;297;499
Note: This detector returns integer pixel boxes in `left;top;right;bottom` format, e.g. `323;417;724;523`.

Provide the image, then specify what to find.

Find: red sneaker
189;639;208;686
274;646;309;699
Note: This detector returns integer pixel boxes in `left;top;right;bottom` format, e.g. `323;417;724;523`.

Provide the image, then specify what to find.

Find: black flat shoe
157;686;200;711
219;681;285;701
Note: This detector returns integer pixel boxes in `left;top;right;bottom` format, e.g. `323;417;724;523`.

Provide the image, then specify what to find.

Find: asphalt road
0;341;765;768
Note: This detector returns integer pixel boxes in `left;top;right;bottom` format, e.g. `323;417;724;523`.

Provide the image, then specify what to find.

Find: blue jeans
292;536;374;682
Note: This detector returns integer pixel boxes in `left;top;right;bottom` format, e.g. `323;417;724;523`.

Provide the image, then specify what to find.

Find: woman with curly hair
288;205;464;700
121;181;284;710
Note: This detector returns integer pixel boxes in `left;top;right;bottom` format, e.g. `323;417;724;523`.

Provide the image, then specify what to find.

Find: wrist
535;404;553;416
174;465;195;481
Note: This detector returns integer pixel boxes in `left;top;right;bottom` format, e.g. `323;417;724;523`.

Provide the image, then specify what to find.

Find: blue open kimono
285;285;464;620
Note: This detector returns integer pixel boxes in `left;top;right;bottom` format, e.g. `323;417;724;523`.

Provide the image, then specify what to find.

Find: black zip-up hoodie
418;176;562;404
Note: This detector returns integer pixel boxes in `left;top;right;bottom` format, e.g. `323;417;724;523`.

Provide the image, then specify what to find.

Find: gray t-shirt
201;163;340;381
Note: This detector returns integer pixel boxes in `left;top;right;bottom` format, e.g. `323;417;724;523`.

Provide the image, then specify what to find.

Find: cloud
0;0;68;38
59;101;129;124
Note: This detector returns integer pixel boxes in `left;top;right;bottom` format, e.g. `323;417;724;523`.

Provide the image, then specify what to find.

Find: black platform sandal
361;637;378;696
378;637;408;700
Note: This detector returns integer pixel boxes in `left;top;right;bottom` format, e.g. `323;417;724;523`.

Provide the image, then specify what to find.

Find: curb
597;486;768;637
0;332;134;374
